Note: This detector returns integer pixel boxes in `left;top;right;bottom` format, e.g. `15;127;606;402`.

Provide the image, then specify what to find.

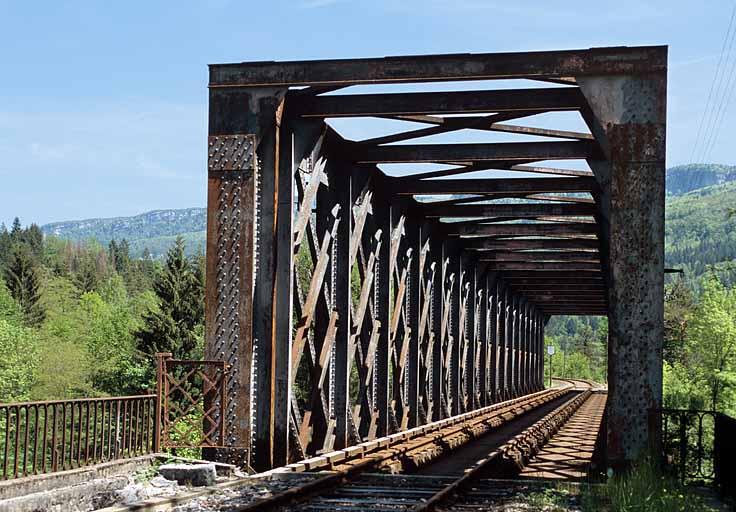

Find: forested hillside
665;180;736;286
665;163;736;195
0;219;204;402
41;208;206;258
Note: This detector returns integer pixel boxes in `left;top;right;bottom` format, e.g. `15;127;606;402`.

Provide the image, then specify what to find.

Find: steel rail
231;387;574;511
412;381;594;511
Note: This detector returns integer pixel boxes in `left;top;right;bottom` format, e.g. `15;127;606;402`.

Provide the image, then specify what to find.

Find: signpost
547;345;555;388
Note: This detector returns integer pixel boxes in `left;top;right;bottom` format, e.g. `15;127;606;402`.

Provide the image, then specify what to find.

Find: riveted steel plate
208;134;256;172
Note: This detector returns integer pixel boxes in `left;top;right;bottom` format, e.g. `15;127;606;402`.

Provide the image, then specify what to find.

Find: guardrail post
154;352;171;453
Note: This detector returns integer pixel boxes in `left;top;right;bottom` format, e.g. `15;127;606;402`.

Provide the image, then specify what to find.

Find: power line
691;2;736;164
703;10;736;162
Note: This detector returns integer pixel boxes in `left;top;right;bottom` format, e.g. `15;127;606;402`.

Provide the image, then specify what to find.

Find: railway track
225;380;598;512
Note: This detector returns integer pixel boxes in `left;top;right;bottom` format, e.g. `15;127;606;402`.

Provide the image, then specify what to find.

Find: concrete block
158;463;217;487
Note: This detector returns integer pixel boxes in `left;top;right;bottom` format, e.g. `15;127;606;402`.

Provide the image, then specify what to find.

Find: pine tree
0;224;11;268
118;239;131;275
109;238;131;275
108;239;118;270
3;246;45;326
9;218;21;242
23;224;44;259
73;253;100;293
136;237;204;359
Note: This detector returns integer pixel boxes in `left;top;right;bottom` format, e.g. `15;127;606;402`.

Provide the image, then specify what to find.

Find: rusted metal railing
651;408;736;499
0;394;156;480
157;353;229;449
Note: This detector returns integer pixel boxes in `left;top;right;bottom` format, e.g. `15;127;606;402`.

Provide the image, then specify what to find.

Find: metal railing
0;354;231;480
157;353;229;449
652;408;736;499
0;394;156;479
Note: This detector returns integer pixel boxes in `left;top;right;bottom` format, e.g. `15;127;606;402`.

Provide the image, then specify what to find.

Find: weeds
580;458;720;512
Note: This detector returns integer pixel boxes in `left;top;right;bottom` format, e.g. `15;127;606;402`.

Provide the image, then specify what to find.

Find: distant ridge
41;208;206;257
666;164;736;196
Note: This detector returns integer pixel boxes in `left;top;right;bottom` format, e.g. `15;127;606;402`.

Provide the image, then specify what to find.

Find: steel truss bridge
203;45;667;474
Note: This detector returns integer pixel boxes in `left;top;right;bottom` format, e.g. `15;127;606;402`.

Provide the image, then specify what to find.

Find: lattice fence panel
160;359;228;449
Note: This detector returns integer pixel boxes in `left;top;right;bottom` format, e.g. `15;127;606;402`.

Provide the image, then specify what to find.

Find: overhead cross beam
445;222;599;236
425;203;596;218
464;238;600;250
396;177;597;195
209;46;667;87
357;113;592;146
295;88;586;117
353;141;598;164
477;251;600;262
486;262;601;271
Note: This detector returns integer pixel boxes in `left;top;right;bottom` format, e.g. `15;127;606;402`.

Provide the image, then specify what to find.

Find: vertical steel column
523;301;530;394
465;261;477;411
207;87;287;470
375;196;391;437
333;165;352;450
407;220;421;428
431;239;444;421
539;313;545;389
579;69;667;465
478;273;488;408
538;311;544;390
498;286;507;401
449;251;462;416
508;290;514;398
514;296;524;396
517;297;524;397
531;306;537;391
489;277;498;404
517;299;524;395
511;294;519;398
272;112;294;467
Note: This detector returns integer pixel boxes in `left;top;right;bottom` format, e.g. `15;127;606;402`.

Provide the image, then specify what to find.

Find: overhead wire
691;2;736;164
702;4;736;162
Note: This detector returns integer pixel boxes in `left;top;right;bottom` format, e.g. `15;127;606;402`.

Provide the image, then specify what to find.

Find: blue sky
0;0;732;225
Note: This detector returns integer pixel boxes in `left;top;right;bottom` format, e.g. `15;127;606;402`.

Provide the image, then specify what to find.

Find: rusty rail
0;394;156;480
230;386;575;511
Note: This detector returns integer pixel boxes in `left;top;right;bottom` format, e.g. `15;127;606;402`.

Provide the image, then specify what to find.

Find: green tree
0;319;40;401
23;224;44;259
136;237;204;361
73;251;100;293
0;278;22;324
0;224;11;268
108;238;131;276
664;278;695;364
3;246;45;326
9;217;21;242
76;287;148;394
686;274;736;412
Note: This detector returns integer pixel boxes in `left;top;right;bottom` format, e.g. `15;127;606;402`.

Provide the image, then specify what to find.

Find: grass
579;458;720;512
522;458;722;511
527;487;579;511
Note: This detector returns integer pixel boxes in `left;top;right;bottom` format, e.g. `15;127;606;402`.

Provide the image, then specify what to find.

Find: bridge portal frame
205;46;667;471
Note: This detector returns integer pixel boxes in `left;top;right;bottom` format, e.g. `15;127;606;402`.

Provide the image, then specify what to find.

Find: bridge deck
520;391;607;481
